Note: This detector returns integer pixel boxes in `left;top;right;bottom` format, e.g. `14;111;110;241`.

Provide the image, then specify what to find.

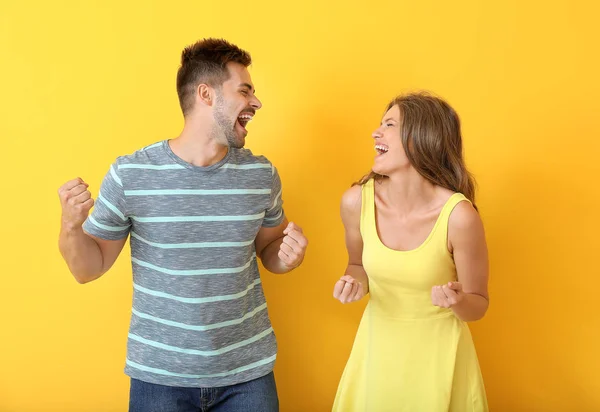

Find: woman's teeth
375;144;389;154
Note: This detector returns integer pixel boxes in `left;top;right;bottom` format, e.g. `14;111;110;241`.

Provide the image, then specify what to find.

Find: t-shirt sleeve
82;161;131;240
262;165;285;228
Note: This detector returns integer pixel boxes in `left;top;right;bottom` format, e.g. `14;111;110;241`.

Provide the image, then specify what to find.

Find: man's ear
197;83;214;107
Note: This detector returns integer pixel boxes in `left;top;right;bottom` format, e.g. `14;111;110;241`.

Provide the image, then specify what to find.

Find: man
58;38;308;412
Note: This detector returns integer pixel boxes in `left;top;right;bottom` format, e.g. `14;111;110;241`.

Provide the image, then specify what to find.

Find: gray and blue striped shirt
83;140;284;387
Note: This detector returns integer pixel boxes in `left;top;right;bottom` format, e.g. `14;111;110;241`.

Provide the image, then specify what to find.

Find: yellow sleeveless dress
332;179;488;412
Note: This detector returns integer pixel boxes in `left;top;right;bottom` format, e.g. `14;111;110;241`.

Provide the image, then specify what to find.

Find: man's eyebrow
239;83;255;93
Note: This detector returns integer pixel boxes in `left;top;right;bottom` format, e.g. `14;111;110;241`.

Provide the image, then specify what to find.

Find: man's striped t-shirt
82;140;285;387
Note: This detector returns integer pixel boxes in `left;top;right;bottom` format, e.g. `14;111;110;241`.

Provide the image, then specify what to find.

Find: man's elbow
71;269;103;284
72;274;92;285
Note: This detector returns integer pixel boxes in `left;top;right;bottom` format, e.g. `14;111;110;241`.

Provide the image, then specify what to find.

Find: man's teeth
237;114;253;128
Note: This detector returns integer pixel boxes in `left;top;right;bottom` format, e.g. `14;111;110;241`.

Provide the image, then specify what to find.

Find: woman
332;92;489;411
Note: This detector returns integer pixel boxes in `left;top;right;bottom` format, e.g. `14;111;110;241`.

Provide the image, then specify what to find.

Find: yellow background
1;1;599;410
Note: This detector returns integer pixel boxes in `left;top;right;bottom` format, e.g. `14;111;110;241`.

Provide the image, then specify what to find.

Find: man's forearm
259;237;294;274
59;226;104;283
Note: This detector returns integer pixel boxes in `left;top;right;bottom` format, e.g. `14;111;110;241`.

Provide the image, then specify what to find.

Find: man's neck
169;115;228;167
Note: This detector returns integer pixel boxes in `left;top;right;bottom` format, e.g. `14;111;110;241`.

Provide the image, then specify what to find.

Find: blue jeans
129;372;279;412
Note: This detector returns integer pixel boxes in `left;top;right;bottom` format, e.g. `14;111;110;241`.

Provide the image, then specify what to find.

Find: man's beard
213;94;244;148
